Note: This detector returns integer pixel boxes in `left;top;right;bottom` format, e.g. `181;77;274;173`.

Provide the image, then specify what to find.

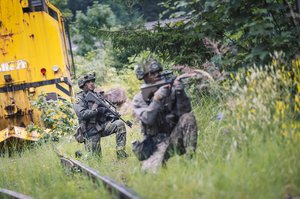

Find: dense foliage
72;2;117;55
28;94;77;139
225;53;300;151
104;0;300;69
50;0;300;70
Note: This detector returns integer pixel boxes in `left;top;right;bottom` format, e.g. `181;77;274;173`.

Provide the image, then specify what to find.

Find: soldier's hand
153;85;170;101
106;113;117;121
97;107;107;114
91;103;98;111
173;79;184;90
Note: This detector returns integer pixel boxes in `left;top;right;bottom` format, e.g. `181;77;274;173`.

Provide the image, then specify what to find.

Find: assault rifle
85;91;133;128
141;70;176;102
141;70;195;102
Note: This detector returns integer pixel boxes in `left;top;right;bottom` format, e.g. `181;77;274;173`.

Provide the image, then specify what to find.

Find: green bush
225;52;300;150
30;94;77;140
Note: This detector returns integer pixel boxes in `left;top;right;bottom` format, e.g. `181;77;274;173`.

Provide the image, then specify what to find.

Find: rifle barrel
86;92;133;128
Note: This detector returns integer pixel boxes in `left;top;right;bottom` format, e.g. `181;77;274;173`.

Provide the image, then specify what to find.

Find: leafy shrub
29;94;77;140
187;53;300;198
225;52;300;151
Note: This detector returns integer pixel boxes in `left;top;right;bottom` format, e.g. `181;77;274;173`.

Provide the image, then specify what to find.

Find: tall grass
1;54;299;198
0;144;110;198
116;54;299;198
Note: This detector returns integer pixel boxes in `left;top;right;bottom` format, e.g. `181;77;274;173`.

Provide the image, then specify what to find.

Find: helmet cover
135;59;163;80
78;72;96;88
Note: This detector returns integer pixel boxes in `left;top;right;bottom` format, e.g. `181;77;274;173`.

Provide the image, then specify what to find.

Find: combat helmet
78;72;96;88
135;59;163;80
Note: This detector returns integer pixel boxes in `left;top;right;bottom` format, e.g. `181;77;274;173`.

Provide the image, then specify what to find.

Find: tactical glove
173;80;184;91
97;107;107;114
91;103;98;111
153;85;170;101
106;113;117;121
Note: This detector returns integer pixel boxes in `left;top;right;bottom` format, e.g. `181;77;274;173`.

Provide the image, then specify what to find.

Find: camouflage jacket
73;91;106;133
133;84;192;136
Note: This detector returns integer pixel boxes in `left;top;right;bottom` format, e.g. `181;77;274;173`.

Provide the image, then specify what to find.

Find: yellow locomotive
0;0;74;147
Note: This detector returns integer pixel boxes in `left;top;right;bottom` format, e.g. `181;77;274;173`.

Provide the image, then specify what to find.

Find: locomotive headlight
52;65;59;73
29;87;35;93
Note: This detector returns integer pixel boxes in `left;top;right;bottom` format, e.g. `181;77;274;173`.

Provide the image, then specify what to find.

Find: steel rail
53;148;141;199
0;188;33;199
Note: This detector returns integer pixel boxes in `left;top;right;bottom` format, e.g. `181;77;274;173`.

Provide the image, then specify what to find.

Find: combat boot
75;150;83;158
75;150;91;160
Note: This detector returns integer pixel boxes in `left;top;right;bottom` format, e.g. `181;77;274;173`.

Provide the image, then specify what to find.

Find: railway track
53;147;141;199
0;188;33;199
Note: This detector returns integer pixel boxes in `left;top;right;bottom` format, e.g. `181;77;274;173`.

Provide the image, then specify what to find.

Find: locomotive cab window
48;7;58;21
31;0;44;11
23;0;46;13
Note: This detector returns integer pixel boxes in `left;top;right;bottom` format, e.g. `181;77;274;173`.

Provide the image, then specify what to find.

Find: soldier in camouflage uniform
132;59;198;172
73;73;127;159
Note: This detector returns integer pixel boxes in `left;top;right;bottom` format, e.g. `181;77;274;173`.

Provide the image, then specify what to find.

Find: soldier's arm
133;92;161;125
73;96;98;120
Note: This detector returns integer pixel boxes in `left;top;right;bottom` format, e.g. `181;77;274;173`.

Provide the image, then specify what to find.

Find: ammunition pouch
95;123;103;131
74;122;87;143
89;115;104;131
74;126;85;143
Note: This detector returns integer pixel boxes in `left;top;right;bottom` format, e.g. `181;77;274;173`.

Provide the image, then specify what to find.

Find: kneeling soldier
132;59;198;172
73;73;128;159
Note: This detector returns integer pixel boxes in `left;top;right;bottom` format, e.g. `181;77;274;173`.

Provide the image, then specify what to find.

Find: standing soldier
73;72;128;159
132;59;198;172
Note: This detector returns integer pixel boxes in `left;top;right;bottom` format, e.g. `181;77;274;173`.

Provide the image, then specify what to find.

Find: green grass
1;60;300;198
0;144;110;198
53;96;300;198
1;96;299;199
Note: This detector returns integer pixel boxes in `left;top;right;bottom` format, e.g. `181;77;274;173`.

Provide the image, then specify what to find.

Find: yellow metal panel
0;0;74;144
0;128;9;143
0;127;41;143
0;1;72;85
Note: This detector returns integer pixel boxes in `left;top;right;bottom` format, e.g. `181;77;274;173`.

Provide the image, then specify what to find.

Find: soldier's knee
179;112;196;125
114;120;126;132
113;119;123;127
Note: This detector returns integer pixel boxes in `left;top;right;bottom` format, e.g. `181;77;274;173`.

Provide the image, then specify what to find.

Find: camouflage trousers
141;112;198;173
85;119;126;156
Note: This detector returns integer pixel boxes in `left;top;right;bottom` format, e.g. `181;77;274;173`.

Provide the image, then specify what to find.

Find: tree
50;0;73;21
100;0;300;70
67;0;94;20
72;2;116;55
99;0;144;25
139;0;164;21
